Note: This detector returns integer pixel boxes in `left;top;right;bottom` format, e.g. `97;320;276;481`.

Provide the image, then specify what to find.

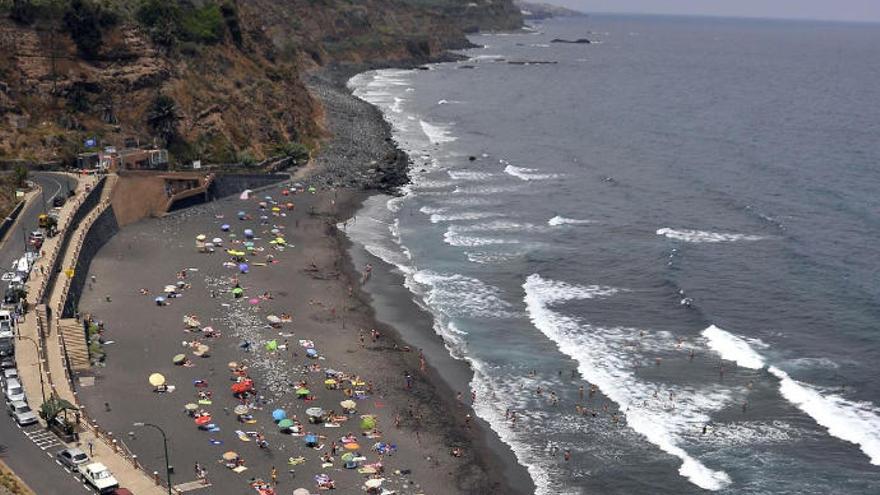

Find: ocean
343;15;880;494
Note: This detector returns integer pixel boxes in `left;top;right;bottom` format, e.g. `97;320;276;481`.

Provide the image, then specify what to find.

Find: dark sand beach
75;72;531;495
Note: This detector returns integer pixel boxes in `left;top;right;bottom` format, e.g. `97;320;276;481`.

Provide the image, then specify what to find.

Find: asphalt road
0;171;91;494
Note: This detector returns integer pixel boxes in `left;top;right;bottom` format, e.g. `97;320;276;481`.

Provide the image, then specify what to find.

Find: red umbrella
195;415;212;426
231;380;253;394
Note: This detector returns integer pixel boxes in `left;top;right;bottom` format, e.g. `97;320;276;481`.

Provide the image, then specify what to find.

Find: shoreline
306;64;535;493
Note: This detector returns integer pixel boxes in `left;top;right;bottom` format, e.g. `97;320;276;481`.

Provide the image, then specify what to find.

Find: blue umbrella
304;434;317;445
154;296;165;305
272;409;286;421
244;229;254;239
239;263;249;274
221;224;230;232
306;348;318;358
237;211;246;219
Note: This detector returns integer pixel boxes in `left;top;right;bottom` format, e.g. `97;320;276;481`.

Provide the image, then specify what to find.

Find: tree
64;0;103;59
13;164;28;188
147;94;179;147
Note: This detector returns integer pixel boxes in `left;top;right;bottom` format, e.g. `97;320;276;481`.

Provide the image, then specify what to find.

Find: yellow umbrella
222;451;239;461
148;373;166;387
196;234;207;241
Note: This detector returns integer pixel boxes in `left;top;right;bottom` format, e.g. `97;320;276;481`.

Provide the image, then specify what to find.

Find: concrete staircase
58;318;91;371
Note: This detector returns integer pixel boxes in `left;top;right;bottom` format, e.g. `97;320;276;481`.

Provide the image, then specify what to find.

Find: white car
56;447;90;470
7;400;37;426
0;272;19;283
78;462;119;493
3;377;24;404
1;367;17;388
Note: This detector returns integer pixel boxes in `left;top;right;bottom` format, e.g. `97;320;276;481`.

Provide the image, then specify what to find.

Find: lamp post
16;335;46;403
133;422;172;494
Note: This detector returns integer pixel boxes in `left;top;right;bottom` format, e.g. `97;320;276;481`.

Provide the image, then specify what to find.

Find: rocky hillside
0;0;520;166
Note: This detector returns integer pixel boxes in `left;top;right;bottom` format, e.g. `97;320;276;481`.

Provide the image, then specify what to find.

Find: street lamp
16;335;46;403
132;422;173;495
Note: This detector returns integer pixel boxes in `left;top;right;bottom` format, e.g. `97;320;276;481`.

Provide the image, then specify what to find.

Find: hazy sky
547;0;880;23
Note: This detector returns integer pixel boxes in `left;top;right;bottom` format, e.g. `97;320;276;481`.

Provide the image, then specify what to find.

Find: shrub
147;94;179;147
179;4;224;44
276;141;310;164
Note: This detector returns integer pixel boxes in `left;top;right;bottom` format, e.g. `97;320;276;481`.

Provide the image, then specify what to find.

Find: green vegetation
136;0;237;48
146;93;179;147
63;0;118;58
276;141;310;165
13;163;28;187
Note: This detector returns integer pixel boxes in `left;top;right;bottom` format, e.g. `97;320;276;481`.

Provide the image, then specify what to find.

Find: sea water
344;15;880;494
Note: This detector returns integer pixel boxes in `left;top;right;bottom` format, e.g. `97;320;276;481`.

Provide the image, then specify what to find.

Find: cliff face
0;0;521;166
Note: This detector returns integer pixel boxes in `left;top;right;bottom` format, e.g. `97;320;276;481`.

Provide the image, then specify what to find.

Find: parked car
3;377;25;404
0;272;19;283
28;231;44;249
56;447;90;470
1;367;17;388
7;400;37;426
0;354;14;370
78;462;119;494
109;489;134;495
52;195;66;207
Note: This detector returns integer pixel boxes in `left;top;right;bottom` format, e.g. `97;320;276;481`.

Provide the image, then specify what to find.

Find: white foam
413;270;517;319
429;211;505;223
548;216;593;226
703;326;880;465
390;97;405;113
656;228;765;243
503;162;560;181
420;120;457;144
701;325;766;370
769;366;880;465
447;170;495;181
523;274;732;491
448;220;535;233
443;230;521;247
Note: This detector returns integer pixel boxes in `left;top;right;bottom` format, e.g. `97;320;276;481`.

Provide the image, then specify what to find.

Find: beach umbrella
196;234;207;241
222;451;239;461
164;285;177;293
265;340;278;352
305;407;324;418
308;186;316;194
154;296;165;305
184;403;198;412
270;228;280;235
305;348;318;358
278;418;294;429
258;201;268;209
244;229;254;239
303;434;318;445
340;453;354;463
295;388;310;397
360;416;376;431
292;489;309;495
194;344;210;357
232;287;244;298
264;195;272;201
212;237;223;245
231;381;252;394
173;354;186;365
194;415;212;426
239;263;249;274
228;361;239;369
237;211;246;219
249;298;260;305
266;315;281;325
286;202;294;210
240;190;252;200
340;400;356;411
221;224;230;232
344;442;359;451
148;373;166;387
364;479;382;489
233;405;249;415
324;379;337;389
272;409;287;421
271;206;281;213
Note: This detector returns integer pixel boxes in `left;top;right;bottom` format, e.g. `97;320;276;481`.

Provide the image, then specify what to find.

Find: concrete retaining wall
208;173;290;201
0;199;26;243
62;206;119;318
43;177;107;303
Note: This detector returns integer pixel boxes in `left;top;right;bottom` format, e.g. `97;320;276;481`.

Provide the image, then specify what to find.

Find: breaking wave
702;325;880;465
657;228;765;243
548;216;593;226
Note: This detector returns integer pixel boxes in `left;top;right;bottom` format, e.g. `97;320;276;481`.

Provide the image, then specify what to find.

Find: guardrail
0;198;28;244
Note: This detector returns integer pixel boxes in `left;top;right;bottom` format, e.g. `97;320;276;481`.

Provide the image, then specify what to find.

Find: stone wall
62;206;119;318
43;177;106;303
0;199;26;243
207;173;290;201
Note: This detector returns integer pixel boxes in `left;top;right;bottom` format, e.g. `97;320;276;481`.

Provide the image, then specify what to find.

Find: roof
85;462;108;471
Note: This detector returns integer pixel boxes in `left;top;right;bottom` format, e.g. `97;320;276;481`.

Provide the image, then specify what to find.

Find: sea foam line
548;216;592;226
524;274;732;491
503;162;560;181
702;325;880;465
657;228;765;243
